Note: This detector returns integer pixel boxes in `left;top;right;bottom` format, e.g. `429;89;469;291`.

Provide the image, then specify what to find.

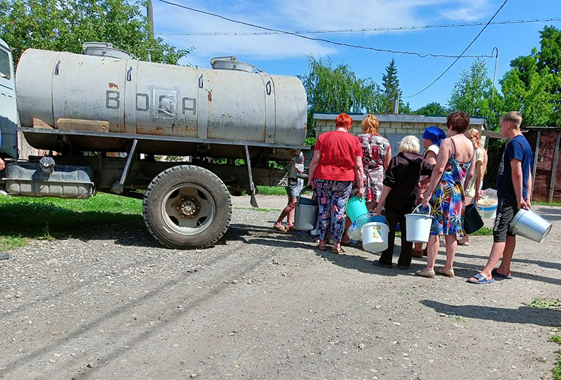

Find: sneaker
0;252;9;260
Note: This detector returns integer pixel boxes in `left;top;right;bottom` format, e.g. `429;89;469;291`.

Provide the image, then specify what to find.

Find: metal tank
16;49;307;157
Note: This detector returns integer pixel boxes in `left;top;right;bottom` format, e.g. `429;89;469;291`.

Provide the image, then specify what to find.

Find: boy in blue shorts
468;111;533;284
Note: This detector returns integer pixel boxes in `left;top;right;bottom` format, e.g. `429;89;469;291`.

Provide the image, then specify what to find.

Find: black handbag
464;203;484;234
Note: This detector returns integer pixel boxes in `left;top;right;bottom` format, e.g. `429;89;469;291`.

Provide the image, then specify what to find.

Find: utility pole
489;47;499;129
147;0;155;40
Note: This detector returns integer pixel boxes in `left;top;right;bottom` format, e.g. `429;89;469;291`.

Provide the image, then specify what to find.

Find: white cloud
438;0;493;22
153;0;493;64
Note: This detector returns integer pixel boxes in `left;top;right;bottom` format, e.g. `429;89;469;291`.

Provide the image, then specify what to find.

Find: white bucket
405;204;434;243
361;221;389;253
477;196;497;219
510;208;552;243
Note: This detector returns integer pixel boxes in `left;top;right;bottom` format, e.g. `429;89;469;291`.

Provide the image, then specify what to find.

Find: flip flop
492;268;513;279
331;247;345;254
317;244;327;251
467;273;495;284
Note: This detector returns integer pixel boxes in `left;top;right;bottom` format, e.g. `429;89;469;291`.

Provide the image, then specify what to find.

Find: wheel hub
177;197;200;218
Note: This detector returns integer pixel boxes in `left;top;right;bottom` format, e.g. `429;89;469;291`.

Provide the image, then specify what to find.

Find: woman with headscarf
307;113;364;254
458;128;488;246
412;126;447;257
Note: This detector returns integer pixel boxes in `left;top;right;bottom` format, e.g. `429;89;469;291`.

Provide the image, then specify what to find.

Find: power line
157;17;561;37
403;0;510;99
157;0;492;59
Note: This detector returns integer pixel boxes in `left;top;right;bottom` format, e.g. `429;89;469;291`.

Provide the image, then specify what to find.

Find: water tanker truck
0;40;308;248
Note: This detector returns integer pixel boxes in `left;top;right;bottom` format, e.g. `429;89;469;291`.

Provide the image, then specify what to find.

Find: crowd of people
277;110;532;284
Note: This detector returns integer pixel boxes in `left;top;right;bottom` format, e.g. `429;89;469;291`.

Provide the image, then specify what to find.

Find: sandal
273;225;287;232
285;224;295;231
331;247;345;254
318;244;327;251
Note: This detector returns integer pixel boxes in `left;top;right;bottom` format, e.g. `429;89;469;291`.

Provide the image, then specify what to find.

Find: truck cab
0;38;18;159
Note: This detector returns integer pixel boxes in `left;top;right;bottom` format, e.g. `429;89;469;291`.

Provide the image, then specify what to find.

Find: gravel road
1;195;560;380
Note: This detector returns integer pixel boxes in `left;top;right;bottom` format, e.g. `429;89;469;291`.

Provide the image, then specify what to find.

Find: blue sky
153;0;561;111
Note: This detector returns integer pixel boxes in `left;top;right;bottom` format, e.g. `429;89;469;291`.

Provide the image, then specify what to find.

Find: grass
527;298;561;380
527;298;561;310
0;193;143;251
533;201;561;207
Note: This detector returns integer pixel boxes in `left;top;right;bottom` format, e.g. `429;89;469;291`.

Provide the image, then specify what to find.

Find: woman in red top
308;113;364;254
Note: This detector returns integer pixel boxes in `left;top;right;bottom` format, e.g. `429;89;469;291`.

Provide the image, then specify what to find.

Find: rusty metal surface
16;48;306;147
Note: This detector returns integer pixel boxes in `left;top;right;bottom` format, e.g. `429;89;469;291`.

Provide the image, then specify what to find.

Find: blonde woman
458;128;488;245
341;114;391;245
374;136;434;268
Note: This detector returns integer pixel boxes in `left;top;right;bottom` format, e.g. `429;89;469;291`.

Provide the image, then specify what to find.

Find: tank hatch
82;42;134;60
210;56;253;72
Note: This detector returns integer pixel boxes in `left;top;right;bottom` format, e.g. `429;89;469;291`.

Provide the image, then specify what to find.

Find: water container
405;204;433;243
294;186;318;231
509;208;552;243
477;196;497;219
361;218;389;253
346;196;368;222
347;212;374;241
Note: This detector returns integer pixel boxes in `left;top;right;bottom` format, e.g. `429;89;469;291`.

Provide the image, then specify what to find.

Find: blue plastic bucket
509;208;552;243
346;196;368;222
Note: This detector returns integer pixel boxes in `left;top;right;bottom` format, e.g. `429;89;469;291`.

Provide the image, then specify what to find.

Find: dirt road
1;195;560;379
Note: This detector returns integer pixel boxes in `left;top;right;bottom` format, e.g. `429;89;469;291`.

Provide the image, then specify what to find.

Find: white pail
405;204;433;243
510;208;552;243
361;221;389;253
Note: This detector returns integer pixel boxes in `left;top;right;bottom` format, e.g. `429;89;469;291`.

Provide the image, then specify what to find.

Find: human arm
307;150;321;189
375;185;391;215
355;155;365;199
526;164;532;209
421;139;451;207
0;157;4;171
510;159;527;210
383;145;392;171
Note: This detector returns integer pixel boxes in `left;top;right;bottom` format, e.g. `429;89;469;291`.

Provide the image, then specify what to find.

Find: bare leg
424;234;439;271
496;236;516;276
443;234;457;271
285;198;297;227
341;216;352;244
458;197;473;245
470;241;506;281
274;196;292;227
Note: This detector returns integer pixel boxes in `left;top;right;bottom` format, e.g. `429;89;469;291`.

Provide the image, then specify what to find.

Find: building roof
313;113;486;127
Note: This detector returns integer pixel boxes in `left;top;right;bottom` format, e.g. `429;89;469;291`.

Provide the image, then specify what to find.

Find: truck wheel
143;165;232;249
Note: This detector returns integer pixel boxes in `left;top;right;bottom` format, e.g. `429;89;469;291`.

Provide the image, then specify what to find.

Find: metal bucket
405;204;433;243
509;208;552;243
294;186;318;231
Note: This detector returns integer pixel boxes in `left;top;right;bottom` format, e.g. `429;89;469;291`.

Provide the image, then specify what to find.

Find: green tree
0;0;191;65
382;58;406;113
499;26;561;126
300;56;384;136
448;58;494;117
413;102;449;115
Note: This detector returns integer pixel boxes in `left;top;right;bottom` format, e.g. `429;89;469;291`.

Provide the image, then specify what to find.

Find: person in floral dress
417;111;476;278
341;114;391;245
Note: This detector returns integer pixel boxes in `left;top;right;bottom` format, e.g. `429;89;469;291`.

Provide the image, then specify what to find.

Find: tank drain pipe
244;145;259;208
111;139;138;194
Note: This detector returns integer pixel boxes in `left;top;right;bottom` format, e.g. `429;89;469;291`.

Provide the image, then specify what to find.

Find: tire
143;165;232;249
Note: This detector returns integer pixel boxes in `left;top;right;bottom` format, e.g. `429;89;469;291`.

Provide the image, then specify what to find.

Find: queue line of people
300;110;531;284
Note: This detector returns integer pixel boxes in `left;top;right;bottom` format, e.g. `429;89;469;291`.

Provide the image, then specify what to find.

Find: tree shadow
421;299;561;327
